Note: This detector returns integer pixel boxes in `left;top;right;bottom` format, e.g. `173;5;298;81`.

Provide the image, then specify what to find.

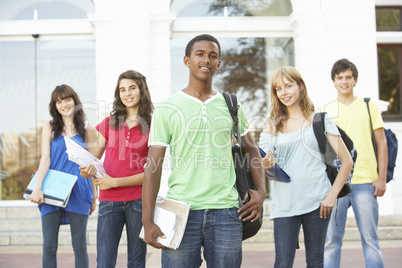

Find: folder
23;169;78;207
139;196;191;250
259;147;291;183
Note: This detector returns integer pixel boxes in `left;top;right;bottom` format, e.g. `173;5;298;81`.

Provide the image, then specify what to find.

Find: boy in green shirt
142;34;266;267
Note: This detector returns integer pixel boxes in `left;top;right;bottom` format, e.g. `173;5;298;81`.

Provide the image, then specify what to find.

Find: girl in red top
80;70;153;268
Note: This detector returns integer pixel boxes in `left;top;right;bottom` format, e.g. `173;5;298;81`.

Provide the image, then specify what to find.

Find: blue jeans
162;207;242;268
324;184;384;268
273;207;330;268
42;210;89;268
96;199;147;268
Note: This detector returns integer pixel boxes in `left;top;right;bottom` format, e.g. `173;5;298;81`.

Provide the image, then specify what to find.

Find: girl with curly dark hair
80;70;154;267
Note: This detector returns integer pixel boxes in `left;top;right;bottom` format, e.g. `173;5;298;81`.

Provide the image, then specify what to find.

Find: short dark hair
331;58;359;80
185;34;221;59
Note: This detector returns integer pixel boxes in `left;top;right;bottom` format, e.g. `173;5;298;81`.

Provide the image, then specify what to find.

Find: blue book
23;169;78;207
258;147;291;183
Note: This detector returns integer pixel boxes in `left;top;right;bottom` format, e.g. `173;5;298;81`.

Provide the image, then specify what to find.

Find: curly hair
49;84;86;141
267;66;314;134
109;70;154;134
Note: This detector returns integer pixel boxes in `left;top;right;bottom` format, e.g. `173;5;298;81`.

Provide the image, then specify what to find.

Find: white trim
148;142;169;147
241;128;250;137
178;90;220;104
375;0;402;6
377;32;402;43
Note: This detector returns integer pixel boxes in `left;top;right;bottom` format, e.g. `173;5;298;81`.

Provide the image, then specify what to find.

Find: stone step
2;201;402;246
244;225;402;244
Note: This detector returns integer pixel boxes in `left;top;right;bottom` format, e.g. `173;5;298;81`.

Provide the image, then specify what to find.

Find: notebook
259;147;291;183
23;169;78;207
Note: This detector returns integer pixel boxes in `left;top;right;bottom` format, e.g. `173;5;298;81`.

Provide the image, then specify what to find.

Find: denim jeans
273;207;330;268
96;199;147;268
42;210;89;268
161;207;242;268
324;184;384;268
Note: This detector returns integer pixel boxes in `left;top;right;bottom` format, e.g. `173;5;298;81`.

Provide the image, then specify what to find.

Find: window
171;0;292;17
0;0;94;20
377;45;402;121
0;0;95;200
376;7;402;31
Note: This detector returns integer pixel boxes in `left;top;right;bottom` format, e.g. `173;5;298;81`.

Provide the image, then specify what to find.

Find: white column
289;0;380;109
150;0;177;103
90;0;152;120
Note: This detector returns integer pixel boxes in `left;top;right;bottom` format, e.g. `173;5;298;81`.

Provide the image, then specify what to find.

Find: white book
23;169;78;207
139;196;191;250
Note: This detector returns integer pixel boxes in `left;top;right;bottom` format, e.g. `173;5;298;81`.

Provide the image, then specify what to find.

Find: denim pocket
126;199;143;213
224;207;242;223
98;201;114;218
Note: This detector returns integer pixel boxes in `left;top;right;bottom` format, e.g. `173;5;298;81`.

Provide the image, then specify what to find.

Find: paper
64;136;105;178
23;169;78;207
259;147;291;183
139;196;191;250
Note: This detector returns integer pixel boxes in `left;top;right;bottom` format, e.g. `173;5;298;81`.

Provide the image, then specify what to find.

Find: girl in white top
259;66;353;267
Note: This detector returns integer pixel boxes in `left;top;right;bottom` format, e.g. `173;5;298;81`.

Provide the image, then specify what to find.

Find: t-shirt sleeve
369;101;385;130
96;117;110;141
324;113;340;136
237;101;250;137
148;104;171;147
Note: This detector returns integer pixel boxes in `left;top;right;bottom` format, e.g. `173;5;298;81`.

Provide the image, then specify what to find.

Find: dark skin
142;40;266;249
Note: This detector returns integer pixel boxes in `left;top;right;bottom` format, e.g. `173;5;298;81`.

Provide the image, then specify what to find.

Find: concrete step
1;200;402;247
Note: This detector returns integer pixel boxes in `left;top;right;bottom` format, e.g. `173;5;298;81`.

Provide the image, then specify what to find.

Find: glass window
0;0;94;20
170;0;292;17
170;36;294;133
376;7;402;31
0;39;96;200
377;45;402;121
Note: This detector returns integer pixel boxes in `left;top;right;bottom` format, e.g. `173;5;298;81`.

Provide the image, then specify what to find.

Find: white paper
64;136;105;178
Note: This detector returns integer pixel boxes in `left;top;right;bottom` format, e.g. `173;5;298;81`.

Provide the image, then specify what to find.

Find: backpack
364;98;398;183
312;112;357;198
222;92;263;240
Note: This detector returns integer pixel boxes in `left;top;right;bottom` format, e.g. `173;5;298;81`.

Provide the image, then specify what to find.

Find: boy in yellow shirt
322;58;388;268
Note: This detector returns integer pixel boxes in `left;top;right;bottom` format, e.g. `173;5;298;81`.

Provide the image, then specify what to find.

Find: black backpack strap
222;92;241;144
222;92;250;195
313;112;327;155
364;98;378;158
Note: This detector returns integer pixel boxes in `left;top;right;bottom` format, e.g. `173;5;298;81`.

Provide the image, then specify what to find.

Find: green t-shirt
149;91;249;210
321;98;384;184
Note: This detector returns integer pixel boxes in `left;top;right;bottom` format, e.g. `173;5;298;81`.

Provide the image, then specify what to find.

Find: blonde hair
267;66;314;134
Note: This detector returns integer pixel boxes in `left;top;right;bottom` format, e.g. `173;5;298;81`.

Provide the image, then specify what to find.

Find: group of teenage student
29;33;387;268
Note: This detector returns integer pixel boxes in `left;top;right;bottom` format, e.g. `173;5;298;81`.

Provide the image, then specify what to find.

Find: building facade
0;0;401;214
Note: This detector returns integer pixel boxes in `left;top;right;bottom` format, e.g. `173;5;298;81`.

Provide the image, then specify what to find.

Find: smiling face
333;69;357;97
55;97;75;117
119;78;140;109
274;76;302;107
184;40;221;82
